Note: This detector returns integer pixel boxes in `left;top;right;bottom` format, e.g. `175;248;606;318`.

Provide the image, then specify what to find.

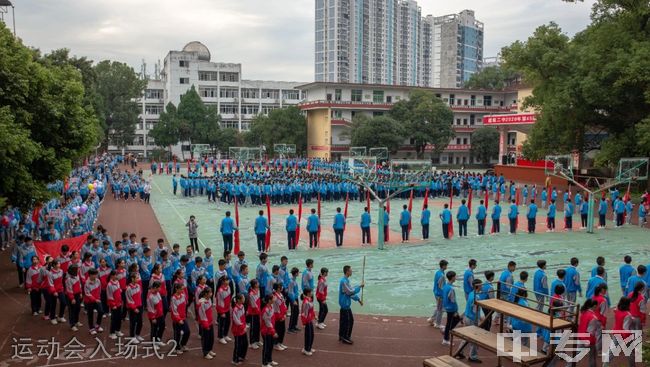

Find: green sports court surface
146;170;650;317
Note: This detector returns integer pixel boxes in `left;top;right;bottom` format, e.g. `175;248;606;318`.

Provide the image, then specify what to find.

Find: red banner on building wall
483;113;536;125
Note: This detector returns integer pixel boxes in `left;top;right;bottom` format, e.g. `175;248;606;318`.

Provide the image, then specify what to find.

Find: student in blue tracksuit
510;289;533;346
614;198;625;227
360;207;371;245
220;211;237;255
526;199;538;233
421;204;431;239
510;271;528;304
580;198;589;228
508;199;518;234
619;256;636;294
591;256;607;281
399;205;411;242
475;200;487;236
285;209;299;250
596;197;608;228
463;259;477;300
550;269;566;296
564;257;582;303
478;271;495;330
338;265;364;344
586;266;607;300
254;211;269;253
307;209;320;249
491;201;501;233
333;207;346;247
533;260;549;311
440;204;452;239
442;271;459;344
428;260;448;328
564;199;574;230
383;206;390;240
625;265;646;295
457;200;469;237
499;261;516;301
547;199;557;231
459;279;483;363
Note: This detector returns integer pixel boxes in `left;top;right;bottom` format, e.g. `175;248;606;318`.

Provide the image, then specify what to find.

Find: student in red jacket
25;256;42;315
627;282;646;328
272;282;288;351
97;258;111;314
231;294;249;365
40;256;53;318
247;279;262;349
84;268;104;335
301;288;316;356
125;272;143;341
261;294;277;367
47;260;66;324
147;281;165;344
115;259;127;318
592;283;609;328
57;245;71;274
170;283;190;354
150;264;168;316
107;270;123;339
64;265;83;331
578;299;601;367
196;288;215;360
216;276;232;344
608;297;636;367
316;267;329;330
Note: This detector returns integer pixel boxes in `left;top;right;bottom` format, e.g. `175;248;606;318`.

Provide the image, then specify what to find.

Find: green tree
464;65;518;90
0;24;100;208
215;128;242;153
502;0;650;166
470;127;500;164
248;107;307;155
342;115;404;153
94;60;146;149
389;90;455;159
149;102;180;155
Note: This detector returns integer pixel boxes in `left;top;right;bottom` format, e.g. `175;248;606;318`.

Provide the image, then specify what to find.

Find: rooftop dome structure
182;41;211;61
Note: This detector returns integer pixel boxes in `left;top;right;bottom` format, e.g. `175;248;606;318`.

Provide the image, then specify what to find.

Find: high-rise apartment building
315;1;483;88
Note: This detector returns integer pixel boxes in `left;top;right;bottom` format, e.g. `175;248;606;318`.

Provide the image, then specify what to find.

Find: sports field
147;170;650;317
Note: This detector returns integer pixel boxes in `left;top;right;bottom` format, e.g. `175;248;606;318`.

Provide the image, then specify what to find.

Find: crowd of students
15;227;365;366
428;255;648;366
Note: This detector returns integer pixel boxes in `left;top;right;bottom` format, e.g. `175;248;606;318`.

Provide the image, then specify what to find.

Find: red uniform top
592;294;608;327
273;291;287;321
316;276;328;303
80;261;95;283
194;284;207;307
64;275;82;301
57;254;71;274
47;268;64;294
125;283;142;310
170;293;187;323
196;297;213;329
106;280;123;309
83;278;102;304
301;296;315;325
151;273;166;296
260;304;276;336
173;278;188;300
231;303;247;336
627;292;647;326
216;284;232;314
25;265;42;291
578;309;600;346
146;292;163;320
39;267;49;290
116;268;127;290
247;288;261;316
613;309;633;338
98;265;111;289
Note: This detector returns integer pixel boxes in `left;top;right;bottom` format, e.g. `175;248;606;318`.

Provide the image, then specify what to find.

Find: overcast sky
12;0;595;82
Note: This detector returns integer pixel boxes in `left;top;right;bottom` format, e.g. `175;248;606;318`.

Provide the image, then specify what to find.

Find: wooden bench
424;355;471;367
476;298;573;330
451;325;548;366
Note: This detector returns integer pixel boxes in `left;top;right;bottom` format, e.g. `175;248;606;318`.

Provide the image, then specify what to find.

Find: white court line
150;177;206;249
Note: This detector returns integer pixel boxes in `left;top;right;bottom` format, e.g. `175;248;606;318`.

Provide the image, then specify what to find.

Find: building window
179;78;189;84
335;89;342;101
373;111;383;117
449;94;455;105
463;138;468;144
470;95;476;106
351;89;362;102
179;60;189;67
220;72;239;82
145;89;163;99
261;89;279;99
456;118;461;125
220;104;238;114
198;71;218;81
199;87;218;98
373;90;384;103
220;120;239;129
241;88;259;99
220;88;239;98
262;105;279;115
470;115;475;125
332;110;343;118
241;104;259;115
463;118;468;125
145;105;163;115
484;95;492;106
386;96;392;103
463;99;468;106
282;90;300;100
456;138;461;144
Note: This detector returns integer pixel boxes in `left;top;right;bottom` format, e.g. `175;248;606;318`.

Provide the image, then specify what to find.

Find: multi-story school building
299;81;533;166
108;41;306;158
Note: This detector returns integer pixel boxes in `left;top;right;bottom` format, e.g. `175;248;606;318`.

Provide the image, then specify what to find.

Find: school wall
494;165;569;188
307;109;331;159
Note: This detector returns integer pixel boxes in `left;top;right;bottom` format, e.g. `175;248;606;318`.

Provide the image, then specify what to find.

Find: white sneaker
209;351;216;357
90;329;97;335
71;326;79;332
271;362;279;366
136;336;145;342
442;340;451;345
131;338;140;344
219;338;228;345
274;345;284;351
204;354;213;360
258;341;263;346
76;322;83;327
117;331;124;337
32;312;39;316
316;323;325;330
302;349;312;356
321;323;326;327
250;343;260;349
109;333;118;340
50;319;58;325
58;317;66;323
280;344;288;349
97;326;104;332
225;336;233;342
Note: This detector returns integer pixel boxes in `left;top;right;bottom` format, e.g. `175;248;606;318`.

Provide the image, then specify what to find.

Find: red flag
468;189;473;216
448;185;454;238
317;193;322;243
63;178;69;193
407;189;414;231
265;195;272;252
35;232;88;265
343;192;349;231
484;189;489;211
423;188;430;209
296;193;303;247
32;204;42;228
234;198;241;254
307;160;311;173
